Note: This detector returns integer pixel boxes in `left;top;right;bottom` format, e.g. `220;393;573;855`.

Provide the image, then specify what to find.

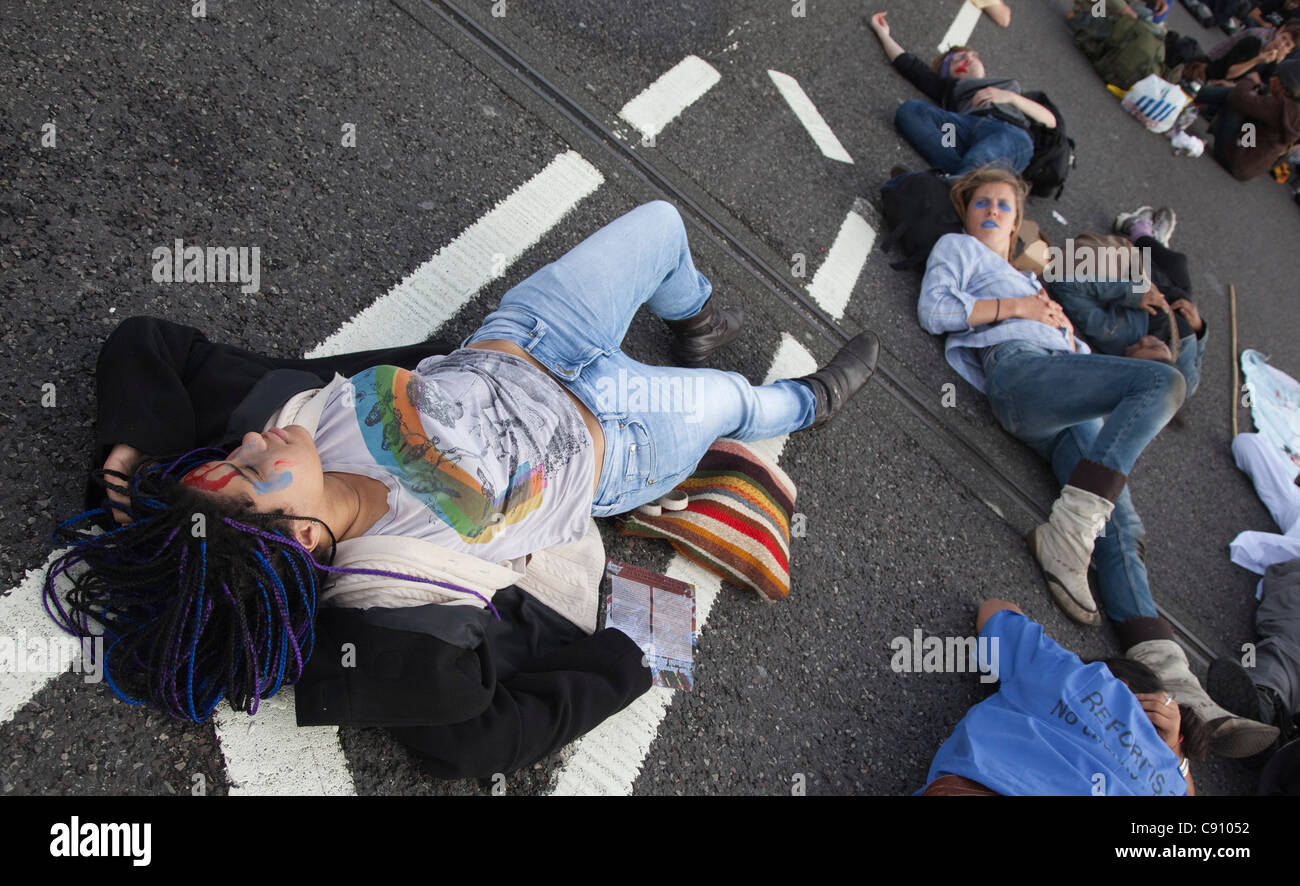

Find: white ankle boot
1026;485;1114;625
1128;639;1280;759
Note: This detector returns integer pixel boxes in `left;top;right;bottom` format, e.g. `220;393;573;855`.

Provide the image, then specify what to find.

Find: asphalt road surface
1;0;1296;798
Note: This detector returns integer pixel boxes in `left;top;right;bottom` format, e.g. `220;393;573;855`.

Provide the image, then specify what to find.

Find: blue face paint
982;220;1000;229
997;200;1013;213
252;471;293;496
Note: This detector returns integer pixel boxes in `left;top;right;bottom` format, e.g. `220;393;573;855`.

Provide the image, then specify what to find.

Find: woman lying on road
919;599;1206;796
868;11;1056;176
44;201;880;778
916;167;1278;757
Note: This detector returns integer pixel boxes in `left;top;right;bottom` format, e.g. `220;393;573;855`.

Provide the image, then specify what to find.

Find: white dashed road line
619;55;722;143
549;333;818;795
938;1;983;52
214;690;358;796
766;70;855;164
0;553;96;724
308;150;605;358
806;202;876;322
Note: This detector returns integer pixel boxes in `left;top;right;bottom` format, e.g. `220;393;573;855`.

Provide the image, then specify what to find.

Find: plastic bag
1121;74;1190;134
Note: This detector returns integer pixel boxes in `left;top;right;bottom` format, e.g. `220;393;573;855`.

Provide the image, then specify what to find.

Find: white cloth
1242;349;1300;479
1229;433;1300;575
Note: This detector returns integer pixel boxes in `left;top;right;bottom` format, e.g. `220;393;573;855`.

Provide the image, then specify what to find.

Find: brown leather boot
664;299;743;366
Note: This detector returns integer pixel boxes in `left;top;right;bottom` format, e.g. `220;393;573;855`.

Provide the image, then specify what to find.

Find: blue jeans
982;342;1187;621
463;201;817;517
894;100;1035;175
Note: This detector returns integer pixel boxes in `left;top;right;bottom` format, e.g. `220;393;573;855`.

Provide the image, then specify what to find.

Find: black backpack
1020;91;1076;200
878;171;963;271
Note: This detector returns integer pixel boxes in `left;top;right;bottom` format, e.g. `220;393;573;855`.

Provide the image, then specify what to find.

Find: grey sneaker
1151;207;1177;248
1113;205;1154;238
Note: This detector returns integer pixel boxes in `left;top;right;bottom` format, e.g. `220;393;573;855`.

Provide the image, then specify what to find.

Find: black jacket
891;52;1032;130
90;315;651;779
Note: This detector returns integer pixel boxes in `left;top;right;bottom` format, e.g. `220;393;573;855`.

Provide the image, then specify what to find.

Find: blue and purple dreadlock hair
44;446;497;723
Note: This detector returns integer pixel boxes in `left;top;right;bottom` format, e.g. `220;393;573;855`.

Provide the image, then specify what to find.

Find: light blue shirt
922;611;1187;796
918;233;1090;393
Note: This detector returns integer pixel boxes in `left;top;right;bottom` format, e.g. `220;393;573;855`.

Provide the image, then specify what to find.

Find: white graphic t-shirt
311;349;595;563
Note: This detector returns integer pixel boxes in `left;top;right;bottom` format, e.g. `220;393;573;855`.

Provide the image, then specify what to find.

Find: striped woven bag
617;438;796;602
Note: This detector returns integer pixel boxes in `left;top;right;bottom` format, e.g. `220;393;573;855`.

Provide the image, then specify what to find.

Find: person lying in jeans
868;10;1057;176
43;201;880;778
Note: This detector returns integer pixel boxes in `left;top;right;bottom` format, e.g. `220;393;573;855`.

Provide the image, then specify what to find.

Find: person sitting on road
1199;19;1300;83
919;599;1206;795
1043;206;1208;397
915;166;1279;757
1196;58;1300;179
1247;0;1300;28
868;11;1057;176
43;201;881;779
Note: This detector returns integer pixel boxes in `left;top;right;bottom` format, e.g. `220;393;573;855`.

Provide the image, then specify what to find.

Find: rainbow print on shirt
350;365;545;544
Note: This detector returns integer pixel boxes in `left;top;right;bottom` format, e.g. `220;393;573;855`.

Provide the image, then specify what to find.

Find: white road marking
214;690;357;796
548;334;817;795
806;204;876;322
938;1;983;52
766;70;854;164
619;55;722;142
307;150;605;358
0;553;99;724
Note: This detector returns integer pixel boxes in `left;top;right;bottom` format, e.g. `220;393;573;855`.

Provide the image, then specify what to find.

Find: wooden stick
1230;283;1239;439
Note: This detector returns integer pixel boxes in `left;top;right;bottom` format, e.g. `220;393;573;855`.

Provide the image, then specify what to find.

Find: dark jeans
981;342;1187;621
1198;84;1251;169
1255;559;1300;717
893;100;1035;175
1137;236;1195;342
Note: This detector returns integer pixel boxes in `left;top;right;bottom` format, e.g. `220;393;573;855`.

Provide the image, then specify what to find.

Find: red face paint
182;463;240;492
273;460;295;469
